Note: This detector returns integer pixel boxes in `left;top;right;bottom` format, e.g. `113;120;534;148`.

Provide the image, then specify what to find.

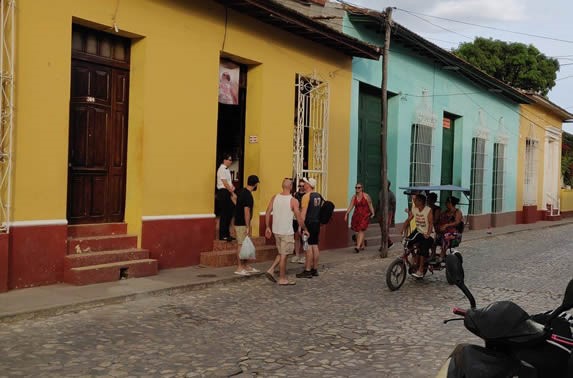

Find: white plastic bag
239;236;256;260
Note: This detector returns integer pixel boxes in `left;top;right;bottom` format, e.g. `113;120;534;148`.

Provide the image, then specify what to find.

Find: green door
358;89;381;211
441;115;455;204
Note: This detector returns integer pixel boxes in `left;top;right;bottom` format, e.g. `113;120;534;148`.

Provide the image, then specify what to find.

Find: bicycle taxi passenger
435;195;464;262
401;194;434;278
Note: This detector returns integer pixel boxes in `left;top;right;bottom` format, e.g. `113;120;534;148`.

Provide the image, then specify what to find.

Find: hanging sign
443;118;451;129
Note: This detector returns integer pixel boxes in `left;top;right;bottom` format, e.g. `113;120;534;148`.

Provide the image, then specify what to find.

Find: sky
341;0;573;131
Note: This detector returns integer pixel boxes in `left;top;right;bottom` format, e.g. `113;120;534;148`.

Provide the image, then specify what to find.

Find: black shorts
306;222;320;245
293;220;299;233
406;231;433;257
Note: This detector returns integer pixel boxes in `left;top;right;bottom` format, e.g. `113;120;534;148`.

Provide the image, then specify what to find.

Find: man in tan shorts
264;178;306;285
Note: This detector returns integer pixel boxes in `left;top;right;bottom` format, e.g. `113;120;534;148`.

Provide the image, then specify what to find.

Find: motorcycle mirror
445;254;464;284
561;278;573;310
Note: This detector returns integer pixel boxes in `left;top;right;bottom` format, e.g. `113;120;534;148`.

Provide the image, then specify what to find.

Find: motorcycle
437;253;573;377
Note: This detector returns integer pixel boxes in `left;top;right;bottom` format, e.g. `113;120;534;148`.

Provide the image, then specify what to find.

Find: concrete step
67;234;138;254
212;236;267;251
68;223;128;238
200;245;278;267
64;259;158;286
64;248;149;269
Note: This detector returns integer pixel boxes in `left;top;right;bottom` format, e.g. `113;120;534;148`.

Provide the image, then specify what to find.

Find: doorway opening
440;112;460;205
67;25;131;224
216;58;247;191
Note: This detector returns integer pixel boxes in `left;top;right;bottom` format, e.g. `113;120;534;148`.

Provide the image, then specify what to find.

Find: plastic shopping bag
239;236;256;260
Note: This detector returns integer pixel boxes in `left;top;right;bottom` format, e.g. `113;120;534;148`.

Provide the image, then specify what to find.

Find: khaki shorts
274;234;294;256
235;226;248;244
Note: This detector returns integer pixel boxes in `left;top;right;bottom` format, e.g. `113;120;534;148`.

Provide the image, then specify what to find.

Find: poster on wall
218;60;240;105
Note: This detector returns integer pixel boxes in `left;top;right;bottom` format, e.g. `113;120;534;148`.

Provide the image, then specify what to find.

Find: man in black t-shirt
234;175;260;276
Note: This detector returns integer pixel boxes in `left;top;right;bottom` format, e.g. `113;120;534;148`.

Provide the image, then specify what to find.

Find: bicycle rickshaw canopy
399;185;470;196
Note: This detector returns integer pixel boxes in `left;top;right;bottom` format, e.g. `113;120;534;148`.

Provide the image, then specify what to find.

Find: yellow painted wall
561;189;573;212
516;103;563;209
14;0;353;237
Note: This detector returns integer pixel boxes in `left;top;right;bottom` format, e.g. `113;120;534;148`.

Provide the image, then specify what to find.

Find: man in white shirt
216;154;236;241
264;178;306;285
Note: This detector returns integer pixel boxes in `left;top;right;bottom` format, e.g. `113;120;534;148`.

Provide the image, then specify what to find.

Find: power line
398;10;473;41
557;75;573;81
395;8;573;45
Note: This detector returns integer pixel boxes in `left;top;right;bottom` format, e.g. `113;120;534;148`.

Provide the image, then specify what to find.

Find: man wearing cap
296;177;322;279
234;175;260;276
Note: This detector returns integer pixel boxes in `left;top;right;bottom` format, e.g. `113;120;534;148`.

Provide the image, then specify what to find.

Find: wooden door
357;88;381;211
67;60;129;224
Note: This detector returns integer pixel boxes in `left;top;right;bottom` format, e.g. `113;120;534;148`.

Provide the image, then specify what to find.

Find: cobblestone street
1;225;572;377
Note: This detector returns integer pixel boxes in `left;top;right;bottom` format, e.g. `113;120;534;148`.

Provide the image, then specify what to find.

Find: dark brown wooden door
67;60;129;224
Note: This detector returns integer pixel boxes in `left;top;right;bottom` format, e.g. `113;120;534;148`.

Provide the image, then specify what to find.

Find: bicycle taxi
385;185;469;291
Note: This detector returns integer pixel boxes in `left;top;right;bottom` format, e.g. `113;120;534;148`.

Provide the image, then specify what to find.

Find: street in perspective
1;224;571;377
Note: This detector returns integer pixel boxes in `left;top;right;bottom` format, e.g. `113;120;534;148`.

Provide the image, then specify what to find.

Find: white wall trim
142;214;216;221
334;208;347;212
11;219;68;227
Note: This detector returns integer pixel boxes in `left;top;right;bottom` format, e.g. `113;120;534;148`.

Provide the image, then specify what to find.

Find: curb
0;250;383;324
2;220;572;323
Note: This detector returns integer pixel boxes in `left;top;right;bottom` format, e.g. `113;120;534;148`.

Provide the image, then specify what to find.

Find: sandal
278;280;296;286
265;272;277;283
354;247;360;253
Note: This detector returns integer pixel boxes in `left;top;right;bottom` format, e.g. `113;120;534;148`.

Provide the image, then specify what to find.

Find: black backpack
319;200;335;224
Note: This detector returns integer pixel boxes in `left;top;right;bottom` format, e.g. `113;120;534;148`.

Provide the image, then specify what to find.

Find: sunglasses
355;186;362;189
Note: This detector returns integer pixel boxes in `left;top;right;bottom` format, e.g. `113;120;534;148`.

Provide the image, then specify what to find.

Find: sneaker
297;256;306;264
234;269;250;276
290;256;299;263
412;271;423;278
311;269;319;277
388;241;394;249
247;267;259;273
296;270;313;279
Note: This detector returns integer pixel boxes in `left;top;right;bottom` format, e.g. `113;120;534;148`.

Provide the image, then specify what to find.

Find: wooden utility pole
379;7;392;258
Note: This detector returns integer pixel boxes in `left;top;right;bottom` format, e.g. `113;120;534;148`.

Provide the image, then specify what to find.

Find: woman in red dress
344;183;375;253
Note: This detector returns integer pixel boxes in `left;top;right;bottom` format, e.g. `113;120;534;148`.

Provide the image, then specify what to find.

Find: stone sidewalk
1;218;572;323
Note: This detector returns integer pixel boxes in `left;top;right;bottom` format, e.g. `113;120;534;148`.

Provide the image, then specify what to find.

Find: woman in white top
401;194;434;278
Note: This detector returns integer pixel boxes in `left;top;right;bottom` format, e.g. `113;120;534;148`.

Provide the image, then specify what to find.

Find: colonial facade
0;0;378;291
517;94;573;222
341;5;533;230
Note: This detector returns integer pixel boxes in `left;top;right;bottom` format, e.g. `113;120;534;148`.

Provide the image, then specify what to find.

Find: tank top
272;194;294;235
412;206;431;234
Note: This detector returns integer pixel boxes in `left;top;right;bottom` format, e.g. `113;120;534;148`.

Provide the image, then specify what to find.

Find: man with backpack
296;177;323;279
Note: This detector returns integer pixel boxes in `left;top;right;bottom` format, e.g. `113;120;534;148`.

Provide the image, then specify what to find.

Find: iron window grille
491;143;505;213
409;123;433;186
523;138;538;206
470;137;486;215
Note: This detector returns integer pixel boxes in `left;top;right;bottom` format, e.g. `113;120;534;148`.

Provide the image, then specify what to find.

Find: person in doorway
216;154;236;241
296;177;323;279
378;181;396;251
401;194;434;278
345;183;375;253
263;178;307;285
234;175;260;276
291;179;306;264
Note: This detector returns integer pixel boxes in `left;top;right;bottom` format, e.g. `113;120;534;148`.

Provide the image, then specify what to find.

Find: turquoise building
343;6;532;229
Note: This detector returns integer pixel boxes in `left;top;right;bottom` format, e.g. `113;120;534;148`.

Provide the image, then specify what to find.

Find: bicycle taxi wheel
386;257;407;291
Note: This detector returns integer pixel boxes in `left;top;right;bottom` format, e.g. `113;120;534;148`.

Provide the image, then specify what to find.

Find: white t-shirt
272;194;294;235
216;164;233;190
412;206;431;234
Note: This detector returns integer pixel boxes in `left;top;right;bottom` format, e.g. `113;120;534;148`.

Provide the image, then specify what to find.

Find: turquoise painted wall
345;16;521;223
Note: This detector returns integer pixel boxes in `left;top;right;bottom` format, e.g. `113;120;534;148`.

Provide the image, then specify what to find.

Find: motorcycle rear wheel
386;258;407;291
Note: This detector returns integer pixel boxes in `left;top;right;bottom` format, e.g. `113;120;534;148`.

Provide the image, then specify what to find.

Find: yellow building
517;94;573;223
0;0;378;290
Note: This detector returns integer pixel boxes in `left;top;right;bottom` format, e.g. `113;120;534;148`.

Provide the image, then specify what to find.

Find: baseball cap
302;177;316;188
247;175;260;186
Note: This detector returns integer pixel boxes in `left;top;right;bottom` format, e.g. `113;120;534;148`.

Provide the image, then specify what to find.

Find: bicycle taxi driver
401;194;434;278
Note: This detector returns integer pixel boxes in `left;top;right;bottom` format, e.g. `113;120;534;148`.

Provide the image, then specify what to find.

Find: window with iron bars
523;138;538;205
470;137;486;215
409;123;433;186
491;143;505;213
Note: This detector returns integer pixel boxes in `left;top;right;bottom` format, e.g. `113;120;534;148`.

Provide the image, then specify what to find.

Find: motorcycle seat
465;301;548;344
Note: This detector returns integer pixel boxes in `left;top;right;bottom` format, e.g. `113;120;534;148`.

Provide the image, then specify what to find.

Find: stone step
64;259;158;286
68;223;128;238
212;236;267;251
64;248;149;269
67;234;138;254
200;245;278;267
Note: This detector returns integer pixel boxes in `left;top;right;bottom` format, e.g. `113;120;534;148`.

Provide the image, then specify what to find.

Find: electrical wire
395;8;573;45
